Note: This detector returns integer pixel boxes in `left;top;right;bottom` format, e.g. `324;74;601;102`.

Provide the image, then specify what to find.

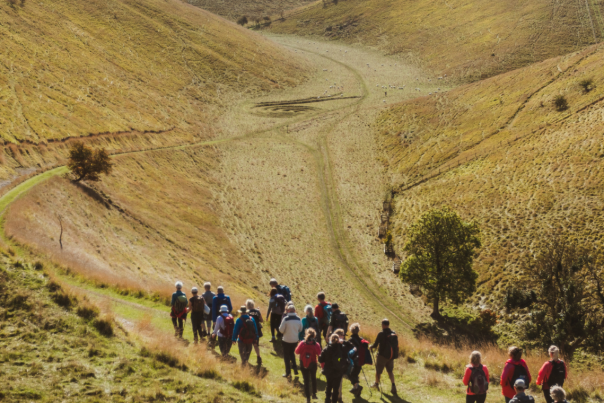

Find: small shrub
155;351;179;368
196;369;221;380
236;16;248;26
13;261;24;269
263;16;271;23
33;261;43;271
232;380;261;397
76;304;99;321
8;293;30;310
7;248;15;256
52;290;74;308
406;355;417;364
553;95;569;111
579;78;594;93
92;317;113;337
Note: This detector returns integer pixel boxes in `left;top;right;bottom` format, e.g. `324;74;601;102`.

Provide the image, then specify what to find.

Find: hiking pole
361;367;373;398
369;349;383;399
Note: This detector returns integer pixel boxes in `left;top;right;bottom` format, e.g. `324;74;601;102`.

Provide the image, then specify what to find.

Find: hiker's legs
543;389;553;403
387;369;395;384
310;363;317;395
326;375;343;403
252;340;261;362
283;341;297;375
301;366;311;398
171;317;178;335
466;394;487;403
375;355;385;385
191;312;203;341
350;365;361;388
218;336;228;356
176;318;184;337
270;313;280;339
505;398;512;403
238;341;252;365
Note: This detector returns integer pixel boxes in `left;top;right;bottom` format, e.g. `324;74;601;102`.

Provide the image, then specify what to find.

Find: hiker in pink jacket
501;346;532;403
296;328;322;403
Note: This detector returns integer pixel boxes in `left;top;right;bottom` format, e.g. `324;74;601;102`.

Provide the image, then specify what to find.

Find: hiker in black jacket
347;323;364;397
370;319;398;396
319;334;347;403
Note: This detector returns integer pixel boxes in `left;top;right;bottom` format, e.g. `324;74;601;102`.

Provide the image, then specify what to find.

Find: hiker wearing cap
212;305;234;357
463;351;489;403
188;287;208;343
232;306;258;366
279;304;303;378
326;303;348;339
537;346;567;403
501;346;532;403
549;386;569;403
170;281;188;338
370;319;399;396
509;379;535;402
295;328;321;403
202;282;215;332
267;288;286;342
300;305;321;346
314;292;332;341
211;286;232;324
246;299;264;366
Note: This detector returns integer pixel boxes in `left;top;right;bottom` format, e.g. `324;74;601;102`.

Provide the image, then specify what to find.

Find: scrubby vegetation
68;143;113;182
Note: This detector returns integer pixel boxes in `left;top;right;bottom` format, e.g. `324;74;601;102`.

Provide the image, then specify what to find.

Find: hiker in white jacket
279;305;303;378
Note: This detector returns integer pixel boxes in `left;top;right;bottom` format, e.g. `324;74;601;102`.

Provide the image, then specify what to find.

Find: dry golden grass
377;43;604;308
269;0;604;82
186;0;315;22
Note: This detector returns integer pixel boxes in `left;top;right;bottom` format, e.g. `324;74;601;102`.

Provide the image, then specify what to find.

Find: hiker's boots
174;327;179;337
391;383;398;396
257;356;262;366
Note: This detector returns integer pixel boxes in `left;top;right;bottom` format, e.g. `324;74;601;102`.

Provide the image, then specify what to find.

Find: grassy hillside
377;43;604;309
0;254;265;402
0;0;308;181
269;0;604;82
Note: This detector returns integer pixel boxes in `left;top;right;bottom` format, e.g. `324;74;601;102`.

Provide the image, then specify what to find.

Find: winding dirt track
0;41;415;331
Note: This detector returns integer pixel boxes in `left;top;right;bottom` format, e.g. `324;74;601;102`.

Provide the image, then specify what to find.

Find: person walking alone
279;304;303;378
537;346;567;403
462;351;489;403
296;328;321;402
188;287;207;343
370;319;398;396
212;305;234;357
267;288;286;342
319;334;347;403
202;282;215;332
246;299;264;366
232;306;258;366
501;346;532;403
170;281;188;338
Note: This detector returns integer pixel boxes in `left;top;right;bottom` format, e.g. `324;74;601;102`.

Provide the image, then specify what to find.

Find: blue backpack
276;285;292;302
320;303;333;326
346;347;358;376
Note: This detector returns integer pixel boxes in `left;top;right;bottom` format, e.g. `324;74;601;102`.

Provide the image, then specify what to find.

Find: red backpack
238;317;256;344
222;315;234;339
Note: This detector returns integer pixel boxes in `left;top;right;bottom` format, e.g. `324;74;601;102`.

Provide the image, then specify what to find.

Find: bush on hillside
92;317;114;337
504;287;536;311
553;95;569;111
67;142;113;182
236;16;248;26
579;78;594;93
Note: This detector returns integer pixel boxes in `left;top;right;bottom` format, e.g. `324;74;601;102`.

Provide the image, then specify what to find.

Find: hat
239;306;247;314
514;379;526;389
191;287;198;293
332;303;339;309
220;305;229;313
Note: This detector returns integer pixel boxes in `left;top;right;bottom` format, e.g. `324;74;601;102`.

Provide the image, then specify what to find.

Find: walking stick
361;367;373;398
369;349;383;399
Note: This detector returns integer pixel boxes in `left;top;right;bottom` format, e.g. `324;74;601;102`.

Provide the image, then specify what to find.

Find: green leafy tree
400;207;481;318
67;142;113;182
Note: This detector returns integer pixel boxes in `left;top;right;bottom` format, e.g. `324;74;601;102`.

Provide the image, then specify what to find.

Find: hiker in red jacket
314;292;331;340
462;350;490;403
295;328;322;403
536;346;568;403
500;346;532;403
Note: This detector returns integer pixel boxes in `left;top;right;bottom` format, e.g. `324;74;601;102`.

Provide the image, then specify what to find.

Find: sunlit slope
270;0;604;81
377;44;604;309
187;0;315;22
5;147;257;302
0;0;306;143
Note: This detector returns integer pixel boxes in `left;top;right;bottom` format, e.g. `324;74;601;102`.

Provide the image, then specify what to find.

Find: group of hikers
170;280;571;403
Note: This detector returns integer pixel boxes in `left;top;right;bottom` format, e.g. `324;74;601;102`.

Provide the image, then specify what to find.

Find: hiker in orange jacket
536;346;568;403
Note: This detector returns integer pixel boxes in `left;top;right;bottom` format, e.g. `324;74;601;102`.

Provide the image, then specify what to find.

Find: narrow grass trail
0;36;449;402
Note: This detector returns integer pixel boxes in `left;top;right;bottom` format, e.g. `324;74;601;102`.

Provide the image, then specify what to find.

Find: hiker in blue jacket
211;286;233;324
232;306;258;366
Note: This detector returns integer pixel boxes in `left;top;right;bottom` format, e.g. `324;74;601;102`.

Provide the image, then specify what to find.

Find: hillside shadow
270;339;284;358
380;395;410;403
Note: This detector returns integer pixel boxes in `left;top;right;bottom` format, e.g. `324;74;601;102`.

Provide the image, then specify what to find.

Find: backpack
332;312;349;334
509;362;529;387
334;345;349;375
248;309;263;330
386;332;399;360
319;303;333;326
307;316;320;334
275;294;287;313
214;295;229;313
222;315;235;339
468;365;489;394
238;317;256;344
300;341;319;369
174;295;188;314
276;285;292;302
346;347;358;376
546;360;566;388
190;296;205;313
357;339;372;366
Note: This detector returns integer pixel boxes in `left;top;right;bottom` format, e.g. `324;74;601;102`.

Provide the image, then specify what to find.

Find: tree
236;16;248;26
67;142;112;182
400;206;481;318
